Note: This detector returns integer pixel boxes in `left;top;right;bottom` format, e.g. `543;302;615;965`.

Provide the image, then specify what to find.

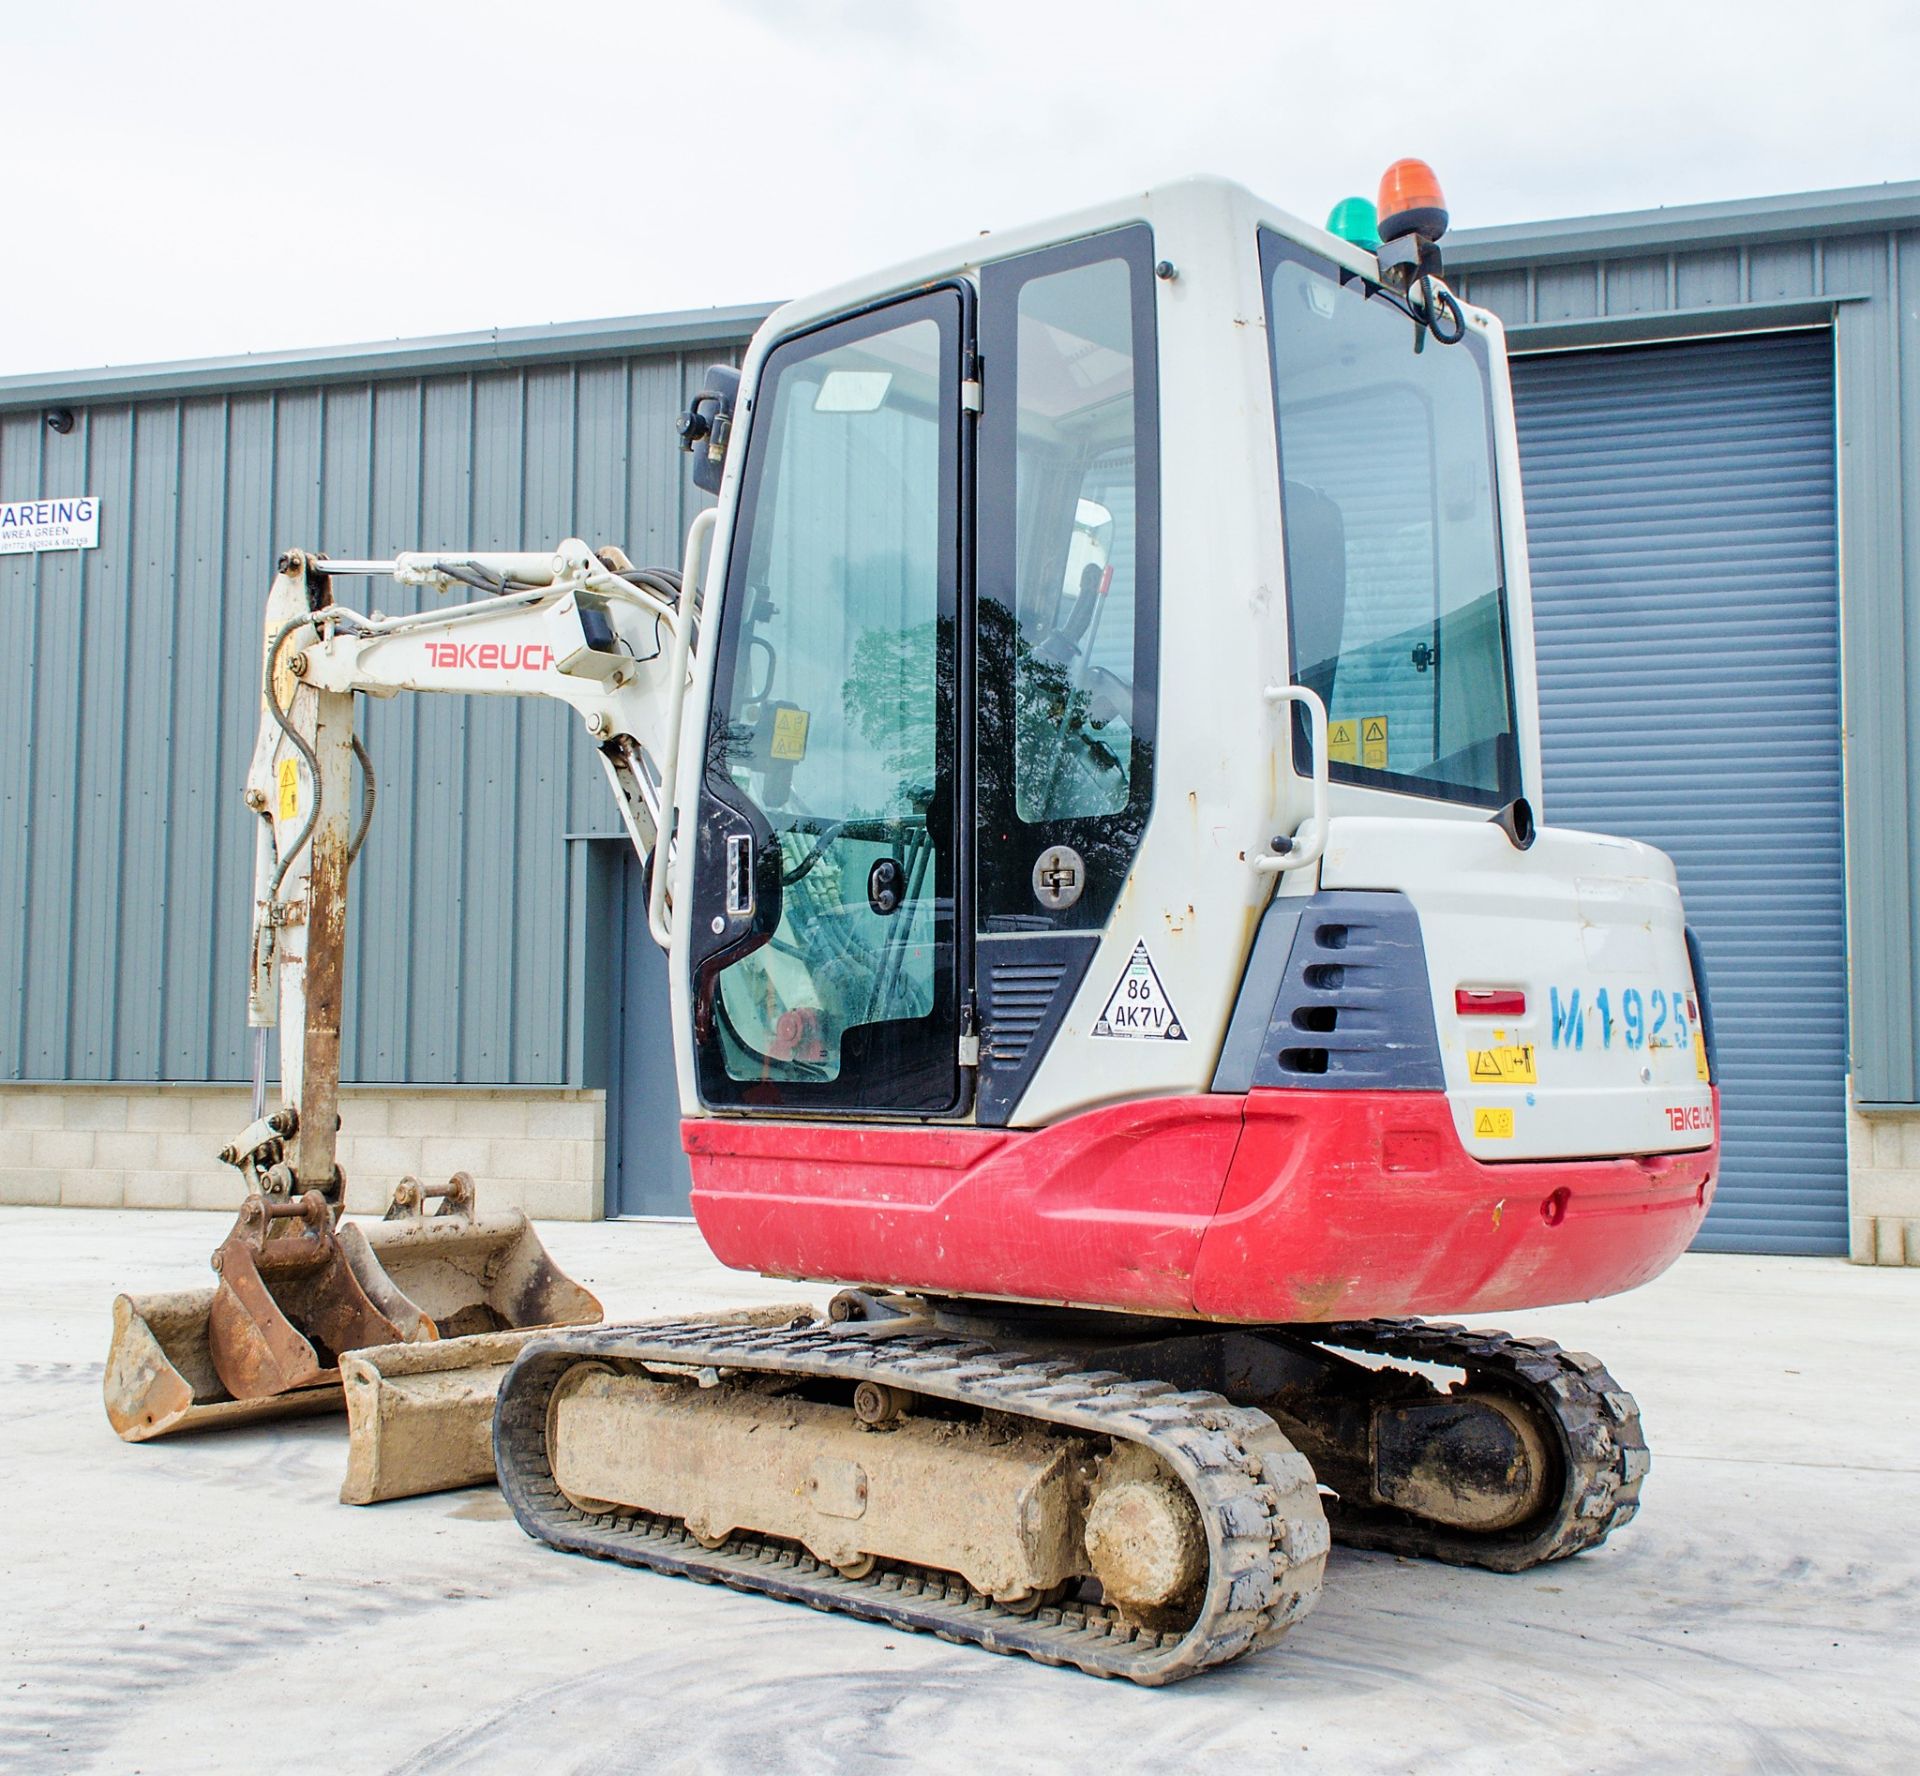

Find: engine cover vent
1239;892;1444;1092
975;933;1100;1126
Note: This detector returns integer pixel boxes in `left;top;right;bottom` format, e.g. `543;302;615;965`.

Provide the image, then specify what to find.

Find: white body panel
1321;817;1714;1159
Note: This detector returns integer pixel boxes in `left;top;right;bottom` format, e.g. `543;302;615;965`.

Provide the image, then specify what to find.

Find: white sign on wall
0;495;100;555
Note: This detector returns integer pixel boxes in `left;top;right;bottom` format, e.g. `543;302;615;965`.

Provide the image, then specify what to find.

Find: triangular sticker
1090;940;1188;1041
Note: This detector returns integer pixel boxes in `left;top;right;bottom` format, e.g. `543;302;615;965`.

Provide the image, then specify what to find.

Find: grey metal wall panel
1511;333;1847;1254
0;339;746;1086
1602;256;1667;315
1828;232;1916;1104
606;843;694;1216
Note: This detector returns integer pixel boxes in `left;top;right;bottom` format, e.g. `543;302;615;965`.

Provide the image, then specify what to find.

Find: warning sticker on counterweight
1468;1043;1537;1084
1091;940;1187;1041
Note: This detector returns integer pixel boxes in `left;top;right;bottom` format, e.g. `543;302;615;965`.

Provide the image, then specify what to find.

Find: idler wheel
1084;1446;1206;1621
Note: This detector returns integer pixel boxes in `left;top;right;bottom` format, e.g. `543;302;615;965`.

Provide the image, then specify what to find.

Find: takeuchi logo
423;640;554;671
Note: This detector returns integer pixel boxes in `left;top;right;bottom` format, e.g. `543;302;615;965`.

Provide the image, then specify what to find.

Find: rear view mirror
678;364;742;497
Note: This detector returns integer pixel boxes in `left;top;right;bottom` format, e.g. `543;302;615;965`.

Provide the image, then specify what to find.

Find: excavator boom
102;545;643;1459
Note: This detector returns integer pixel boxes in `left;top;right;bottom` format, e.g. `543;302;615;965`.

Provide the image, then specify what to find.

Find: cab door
972;225;1162;1122
687;288;971;1115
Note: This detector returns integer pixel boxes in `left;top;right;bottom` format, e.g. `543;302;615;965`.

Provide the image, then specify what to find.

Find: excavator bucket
339;1303;813;1506
209;1190;409;1399
339;1327;565;1504
105;1189;407;1442
105;1287;345;1442
104;1175;600;1444
347;1172;601;1341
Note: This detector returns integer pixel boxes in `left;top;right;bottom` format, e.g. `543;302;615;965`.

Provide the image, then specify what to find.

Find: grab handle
648;506;719;946
1255;684;1330;876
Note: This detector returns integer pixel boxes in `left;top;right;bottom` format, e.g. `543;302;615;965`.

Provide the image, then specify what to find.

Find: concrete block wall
1848;1096;1920;1265
0;1084;605;1220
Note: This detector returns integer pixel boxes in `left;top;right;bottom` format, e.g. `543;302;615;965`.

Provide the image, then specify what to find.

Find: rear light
1456;988;1526;1017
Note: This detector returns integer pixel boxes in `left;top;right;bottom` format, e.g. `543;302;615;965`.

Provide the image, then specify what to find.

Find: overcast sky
8;0;1914;378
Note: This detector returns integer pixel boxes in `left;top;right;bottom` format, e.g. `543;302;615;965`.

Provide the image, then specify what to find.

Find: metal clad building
0;314;753;1097
3;184;1919;1263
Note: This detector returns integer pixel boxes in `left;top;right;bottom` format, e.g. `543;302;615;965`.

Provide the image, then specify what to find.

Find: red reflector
1456;988;1526;1017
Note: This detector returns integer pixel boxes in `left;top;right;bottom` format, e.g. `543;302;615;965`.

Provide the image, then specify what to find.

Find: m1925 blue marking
1549;985;1692;1053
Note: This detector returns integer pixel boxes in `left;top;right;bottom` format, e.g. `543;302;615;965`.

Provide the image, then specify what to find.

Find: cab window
978;225;1160;928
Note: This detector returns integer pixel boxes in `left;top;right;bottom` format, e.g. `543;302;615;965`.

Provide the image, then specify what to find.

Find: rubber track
494;1318;1329;1684
1307;1318;1649;1572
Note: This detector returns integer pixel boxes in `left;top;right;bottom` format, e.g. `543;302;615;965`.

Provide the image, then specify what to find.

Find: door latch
725;832;754;918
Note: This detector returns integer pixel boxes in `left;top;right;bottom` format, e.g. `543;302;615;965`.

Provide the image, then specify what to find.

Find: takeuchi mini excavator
115;162;1720;1682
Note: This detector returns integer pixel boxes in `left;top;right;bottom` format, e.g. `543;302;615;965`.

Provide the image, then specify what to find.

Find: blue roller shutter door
1511;331;1846;1255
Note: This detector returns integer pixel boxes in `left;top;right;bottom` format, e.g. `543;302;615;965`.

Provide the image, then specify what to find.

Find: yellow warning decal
1328;716;1388;767
1694;1030;1712;1083
1468;1043;1537;1085
769;706;811;762
276;756;300;823
1473;1107;1515;1139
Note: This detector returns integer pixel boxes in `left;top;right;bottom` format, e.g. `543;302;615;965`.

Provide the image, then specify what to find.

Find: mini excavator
111;163;1718;1681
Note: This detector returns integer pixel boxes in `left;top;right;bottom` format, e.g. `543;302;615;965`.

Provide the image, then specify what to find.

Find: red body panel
685;1089;1718;1323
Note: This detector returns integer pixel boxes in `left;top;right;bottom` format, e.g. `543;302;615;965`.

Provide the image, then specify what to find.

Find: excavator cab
671;177;1716;1320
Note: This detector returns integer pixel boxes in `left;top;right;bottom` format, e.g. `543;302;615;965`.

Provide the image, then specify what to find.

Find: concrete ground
3;1209;1916;1775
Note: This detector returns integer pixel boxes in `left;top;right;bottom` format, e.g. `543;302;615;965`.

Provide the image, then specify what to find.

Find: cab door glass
695;295;963;1112
978;227;1160;928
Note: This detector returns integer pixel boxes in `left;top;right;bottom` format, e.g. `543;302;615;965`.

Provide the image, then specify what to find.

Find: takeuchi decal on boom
423;641;555;671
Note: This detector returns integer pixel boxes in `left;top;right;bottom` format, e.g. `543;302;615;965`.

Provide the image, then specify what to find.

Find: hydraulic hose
262;617;323;905
261;617;377;891
349;734;376;863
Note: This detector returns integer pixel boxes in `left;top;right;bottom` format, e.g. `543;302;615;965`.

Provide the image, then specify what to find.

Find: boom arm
238;530;710;1207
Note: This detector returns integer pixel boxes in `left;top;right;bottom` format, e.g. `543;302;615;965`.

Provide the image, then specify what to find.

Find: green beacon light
1326;195;1380;251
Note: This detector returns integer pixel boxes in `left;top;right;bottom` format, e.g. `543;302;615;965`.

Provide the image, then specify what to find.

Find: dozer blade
340;1329;553;1504
339;1303;814;1506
